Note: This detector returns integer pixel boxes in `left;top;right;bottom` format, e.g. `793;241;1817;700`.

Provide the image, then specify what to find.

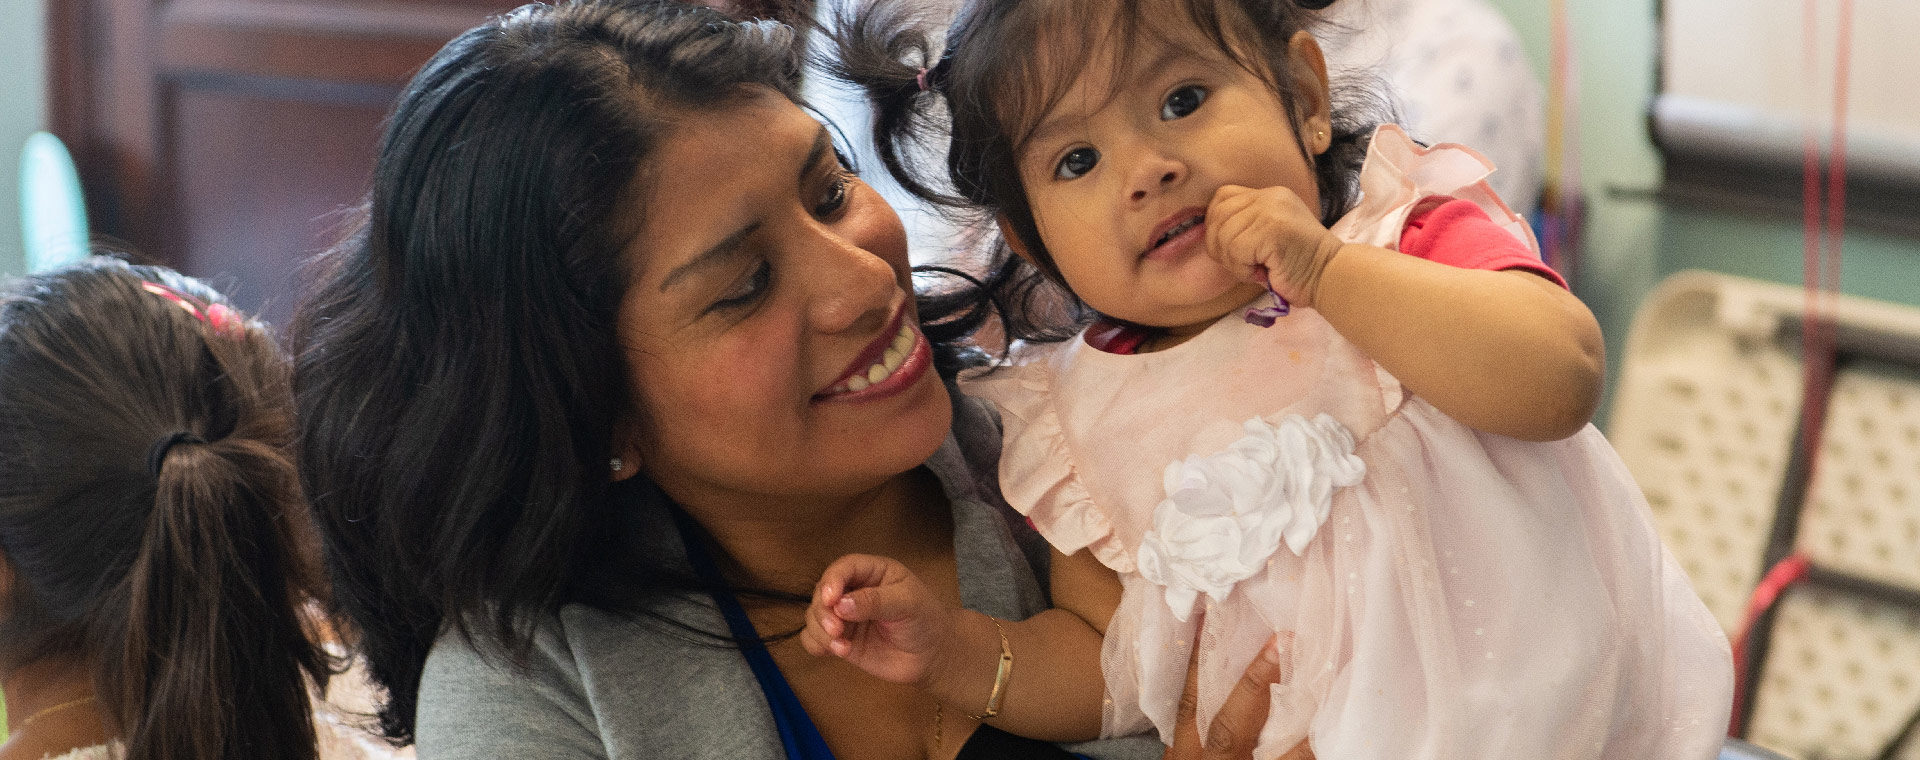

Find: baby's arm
803;551;1115;742
1208;185;1603;442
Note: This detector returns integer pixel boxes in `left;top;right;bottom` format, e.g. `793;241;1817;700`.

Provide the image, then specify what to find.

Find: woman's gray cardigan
414;395;1163;760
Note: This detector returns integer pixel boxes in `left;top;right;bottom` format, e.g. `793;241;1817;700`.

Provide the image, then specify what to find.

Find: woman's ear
609;422;644;483
1286;30;1334;155
609;442;643;482
609;451;642;482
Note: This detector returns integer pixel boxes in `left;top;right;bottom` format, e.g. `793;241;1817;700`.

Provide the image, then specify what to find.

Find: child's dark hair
0;256;330;760
832;0;1382;345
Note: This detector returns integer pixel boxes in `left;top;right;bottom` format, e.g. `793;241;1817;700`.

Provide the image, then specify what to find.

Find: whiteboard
1656;0;1920;188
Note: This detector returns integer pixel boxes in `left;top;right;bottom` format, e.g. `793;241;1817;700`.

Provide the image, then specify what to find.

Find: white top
38;744;119;760
1319;0;1548;212
25;659;410;760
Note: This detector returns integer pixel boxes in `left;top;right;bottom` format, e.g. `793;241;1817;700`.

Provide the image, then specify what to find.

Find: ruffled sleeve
960;360;1137;574
1332;124;1540;257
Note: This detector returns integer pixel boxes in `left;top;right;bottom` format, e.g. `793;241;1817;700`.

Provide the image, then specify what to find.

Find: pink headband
141;281;243;337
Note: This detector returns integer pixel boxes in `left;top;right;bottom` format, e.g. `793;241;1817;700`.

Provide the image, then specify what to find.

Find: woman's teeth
834;321;916;394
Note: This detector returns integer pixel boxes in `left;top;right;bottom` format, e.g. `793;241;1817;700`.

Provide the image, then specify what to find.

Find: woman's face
617;88;951;514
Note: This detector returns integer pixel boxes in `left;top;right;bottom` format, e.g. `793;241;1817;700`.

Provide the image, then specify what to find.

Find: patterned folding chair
1612;271;1920;760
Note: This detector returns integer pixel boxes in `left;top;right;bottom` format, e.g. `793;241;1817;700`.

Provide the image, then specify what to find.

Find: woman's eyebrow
660;222;760;293
800;126;831;182
658;128;830;294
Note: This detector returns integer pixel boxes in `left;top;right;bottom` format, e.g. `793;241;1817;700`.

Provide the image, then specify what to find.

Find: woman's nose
799;224;898;336
1127;150;1186;204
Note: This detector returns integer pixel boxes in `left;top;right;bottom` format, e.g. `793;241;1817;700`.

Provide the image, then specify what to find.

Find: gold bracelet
967;618;1013;721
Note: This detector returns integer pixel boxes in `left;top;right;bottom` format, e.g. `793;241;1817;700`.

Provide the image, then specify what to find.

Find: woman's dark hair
293;0;811;743
832;0;1386;344
0;256;329;760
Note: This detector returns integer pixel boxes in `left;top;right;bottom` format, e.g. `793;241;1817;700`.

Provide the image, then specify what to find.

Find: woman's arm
931;607;1108;741
805;551;1118;742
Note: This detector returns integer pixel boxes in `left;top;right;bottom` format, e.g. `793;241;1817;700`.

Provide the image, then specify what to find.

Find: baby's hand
1206;185;1346;308
803;553;956;687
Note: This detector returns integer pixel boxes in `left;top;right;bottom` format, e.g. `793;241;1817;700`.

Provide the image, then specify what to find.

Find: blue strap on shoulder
672;509;838;760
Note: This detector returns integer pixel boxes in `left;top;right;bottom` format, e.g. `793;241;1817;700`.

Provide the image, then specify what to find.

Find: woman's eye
710;260;772;313
815;174;852;217
1054;147;1100;180
1160;85;1208;120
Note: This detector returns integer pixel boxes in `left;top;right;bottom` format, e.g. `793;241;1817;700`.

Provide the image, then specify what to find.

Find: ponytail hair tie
141;281;244;338
149;431;206;476
917;48;954;93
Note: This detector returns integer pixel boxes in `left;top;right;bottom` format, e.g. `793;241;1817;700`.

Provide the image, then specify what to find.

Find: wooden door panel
53;0;507;326
170;85;388;325
158;0;487;85
52;0;780;324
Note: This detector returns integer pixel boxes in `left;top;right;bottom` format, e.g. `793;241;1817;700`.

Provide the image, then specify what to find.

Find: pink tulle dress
962;126;1732;760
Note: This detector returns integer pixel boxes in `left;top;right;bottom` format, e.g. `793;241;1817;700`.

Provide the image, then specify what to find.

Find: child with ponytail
0;257;382;760
800;0;1734;757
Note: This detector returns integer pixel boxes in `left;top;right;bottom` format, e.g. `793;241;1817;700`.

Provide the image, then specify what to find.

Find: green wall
0;0;39;737
2;0;47;278
1483;0;1920;423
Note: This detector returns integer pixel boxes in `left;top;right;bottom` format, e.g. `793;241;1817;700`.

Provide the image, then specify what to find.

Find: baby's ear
994;215;1040;265
1285;30;1334;153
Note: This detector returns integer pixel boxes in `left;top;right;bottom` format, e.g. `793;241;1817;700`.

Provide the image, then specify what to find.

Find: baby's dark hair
831;0;1383;346
0;256;331;760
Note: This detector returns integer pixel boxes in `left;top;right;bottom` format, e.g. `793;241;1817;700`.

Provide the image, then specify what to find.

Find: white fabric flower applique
1136;413;1366;621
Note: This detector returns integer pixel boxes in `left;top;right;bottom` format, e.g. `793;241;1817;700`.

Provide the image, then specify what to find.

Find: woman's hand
1205;185;1346;309
1163;629;1313;760
803;553;957;686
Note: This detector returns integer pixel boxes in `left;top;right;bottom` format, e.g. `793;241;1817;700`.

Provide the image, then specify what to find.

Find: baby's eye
1054;147;1100;180
1160;85;1208;120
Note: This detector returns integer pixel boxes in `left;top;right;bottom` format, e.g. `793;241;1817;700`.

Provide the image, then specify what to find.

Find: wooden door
49;0;510;326
48;0;805;326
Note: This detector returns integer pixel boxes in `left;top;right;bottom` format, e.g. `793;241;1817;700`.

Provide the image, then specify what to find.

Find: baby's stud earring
610;456;624;473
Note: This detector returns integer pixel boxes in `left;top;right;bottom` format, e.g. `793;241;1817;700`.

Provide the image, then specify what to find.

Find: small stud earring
610;457;624;473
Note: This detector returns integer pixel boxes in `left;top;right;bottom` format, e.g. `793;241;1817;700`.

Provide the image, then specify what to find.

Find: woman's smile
815;310;932;401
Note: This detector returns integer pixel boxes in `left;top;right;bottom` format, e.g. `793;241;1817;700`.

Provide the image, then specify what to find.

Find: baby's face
1016;32;1324;331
